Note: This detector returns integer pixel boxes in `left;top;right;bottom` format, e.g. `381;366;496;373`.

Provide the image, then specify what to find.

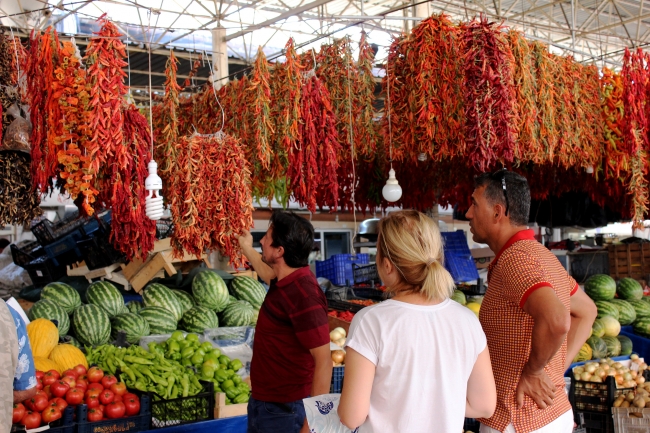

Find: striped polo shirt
479;229;577;432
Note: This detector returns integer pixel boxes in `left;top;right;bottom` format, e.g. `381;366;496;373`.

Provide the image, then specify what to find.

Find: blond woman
338;210;496;432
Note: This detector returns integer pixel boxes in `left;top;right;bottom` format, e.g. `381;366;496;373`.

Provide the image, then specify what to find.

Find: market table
142;416;247;433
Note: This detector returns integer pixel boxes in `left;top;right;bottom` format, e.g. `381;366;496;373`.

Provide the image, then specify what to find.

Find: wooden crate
608;244;650;280
214;392;248;419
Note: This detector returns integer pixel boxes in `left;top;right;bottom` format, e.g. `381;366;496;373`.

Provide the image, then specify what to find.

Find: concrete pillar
414;1;430;18
211;27;229;89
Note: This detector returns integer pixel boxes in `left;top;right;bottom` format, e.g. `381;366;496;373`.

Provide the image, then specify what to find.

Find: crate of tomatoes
13;364;150;433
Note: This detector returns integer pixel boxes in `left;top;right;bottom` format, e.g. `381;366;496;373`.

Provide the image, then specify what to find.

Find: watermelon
28;299;70;337
41;282;81;314
126;301;143;314
86;281;126;318
573;343;592;362
192;270;229;312
73;304;111;346
220;300;255;327
180;306;219;333
610;299;637;325
616;278;643;301
111;313;150;343
617;335;633;356
642;296;650;305
139;306;178;335
228;295;237;305
595;300;620;321
171;290;195;315
627;300;650;319
250;309;259;326
584;274;616;301
586;335;608;359
143;283;183;322
633;318;650;337
230;276;267;309
591;319;606;338
601;335;622;357
600;315;621;337
62;335;81;348
451;290;466;305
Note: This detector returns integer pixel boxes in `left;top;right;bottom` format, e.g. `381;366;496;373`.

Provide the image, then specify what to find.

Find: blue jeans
247;396;306;433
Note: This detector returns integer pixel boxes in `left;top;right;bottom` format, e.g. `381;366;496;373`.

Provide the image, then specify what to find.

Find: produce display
330;327;347;366
328;310;355;322
613;380;650;408
451;289;482;317
571;355;648;387
12;364;143;429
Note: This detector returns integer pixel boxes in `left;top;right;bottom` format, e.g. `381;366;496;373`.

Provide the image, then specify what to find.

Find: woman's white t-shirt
345;298;487;433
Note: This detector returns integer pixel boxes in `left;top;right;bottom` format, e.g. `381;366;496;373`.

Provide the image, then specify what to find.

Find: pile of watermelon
28;271;268;346
579;274;650;362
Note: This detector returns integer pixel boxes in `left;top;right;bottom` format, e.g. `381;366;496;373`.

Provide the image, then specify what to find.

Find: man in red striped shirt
238;211;332;433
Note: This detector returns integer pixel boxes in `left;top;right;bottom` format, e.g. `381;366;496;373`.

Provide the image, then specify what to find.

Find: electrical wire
345;35;358;256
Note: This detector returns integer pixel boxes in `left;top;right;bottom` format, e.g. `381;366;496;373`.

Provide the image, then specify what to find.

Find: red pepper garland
601;68;627;179
461;16;518;170
248;47;274;171
354;32;379;158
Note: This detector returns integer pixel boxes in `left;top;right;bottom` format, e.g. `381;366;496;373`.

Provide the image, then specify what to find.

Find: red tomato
105;401;126;419
42;385;53;399
65;388;84;406
35;371;45;380
101;374;118;389
41;407;62;424
75;379;88;391
49;398;68;412
73;365;87;376
12;403;25;424
61;376;76;388
87;367;104;384
85;389;101;401
123;395;140;416
36;381;43;390
110;382;127;397
86;395;100;409
42;370;60;386
113;394;123;403
88;382;104;392
99;390;115;405
78;374;87;382
62;369;79;380
51;381;71;398
20;411;41;429
122;393;138;401
87;408;103;422
25;393;49;412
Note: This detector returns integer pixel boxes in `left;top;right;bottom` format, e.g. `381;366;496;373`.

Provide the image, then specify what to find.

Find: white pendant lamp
145;160;164;220
382;168;402;203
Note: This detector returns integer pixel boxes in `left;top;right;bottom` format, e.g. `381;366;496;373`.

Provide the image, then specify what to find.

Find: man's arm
309;343;333;397
14;387;37;404
517;286;571;409
237;230;276;285
565;288;598;371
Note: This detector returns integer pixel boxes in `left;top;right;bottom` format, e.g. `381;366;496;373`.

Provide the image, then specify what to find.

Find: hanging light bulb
145;160;164;220
382;168;402;203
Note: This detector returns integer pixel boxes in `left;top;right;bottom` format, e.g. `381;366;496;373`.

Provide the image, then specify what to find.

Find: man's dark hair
475;170;531;226
269;210;315;268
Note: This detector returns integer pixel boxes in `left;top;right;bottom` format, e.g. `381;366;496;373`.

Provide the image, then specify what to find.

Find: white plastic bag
303;394;359;433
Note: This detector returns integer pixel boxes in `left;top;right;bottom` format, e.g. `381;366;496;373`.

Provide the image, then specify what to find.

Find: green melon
73;304;111;346
610;299;637;325
180;306;219;333
62;335;80;348
616;278;644;301
28;299;70;337
451;290;467;305
193;270;230;312
86;281;126;318
220;300;255;327
143;283;183;322
41;282;81;314
139;306;178;335
595;300;620;321
617;335;633;356
250;309;259;326
627;300;650;319
111;312;150;343
592;319;606;338
230;276;267;309
600;315;621;337
584;274;616;301
587;335;608;359
573;343;592;362
602;335;622;357
633;318;650;337
171;290;196;315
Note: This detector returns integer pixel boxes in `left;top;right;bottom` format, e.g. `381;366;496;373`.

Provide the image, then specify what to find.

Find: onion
631;370;638;379
586;364;597;374
575;367;585;375
627;392;636;402
330;329;344;342
581;372;593;381
331;350;345;364
595;368;607;378
607;370;616;377
613;362;623;369
624;373;633;381
602;364;610;371
573;373;581;381
631;354;640;361
641;363;648;370
616;375;624;385
335;338;346;347
590;376;603;383
637;376;646;385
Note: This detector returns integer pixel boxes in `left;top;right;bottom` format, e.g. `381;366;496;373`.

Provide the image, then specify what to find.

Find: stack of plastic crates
441;230;479;284
315;254;369;286
330;366;345;393
570;376;633;433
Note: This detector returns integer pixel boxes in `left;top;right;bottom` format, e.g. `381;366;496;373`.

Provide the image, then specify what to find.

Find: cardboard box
471;247;495;269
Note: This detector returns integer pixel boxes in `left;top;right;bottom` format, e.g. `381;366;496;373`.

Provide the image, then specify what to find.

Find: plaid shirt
479;229;576;432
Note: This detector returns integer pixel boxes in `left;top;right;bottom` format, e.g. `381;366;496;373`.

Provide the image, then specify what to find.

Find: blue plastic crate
77;395;151;433
44;230;84;266
330;365;345;393
441;231;479;283
316;254;369;286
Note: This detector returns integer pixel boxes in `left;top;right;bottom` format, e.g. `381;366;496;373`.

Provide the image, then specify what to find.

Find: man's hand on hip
515;366;556;410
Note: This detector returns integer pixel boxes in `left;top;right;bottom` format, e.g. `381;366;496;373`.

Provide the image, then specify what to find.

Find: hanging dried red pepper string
601;68;627;180
354;32;378;158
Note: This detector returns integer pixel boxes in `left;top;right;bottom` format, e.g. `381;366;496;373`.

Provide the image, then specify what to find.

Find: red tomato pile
14;365;141;429
327;310;355;322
